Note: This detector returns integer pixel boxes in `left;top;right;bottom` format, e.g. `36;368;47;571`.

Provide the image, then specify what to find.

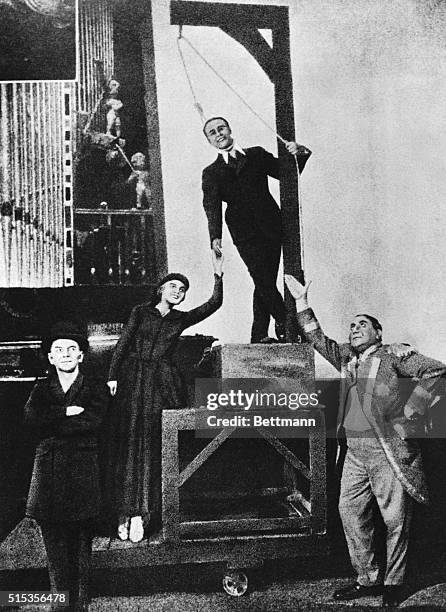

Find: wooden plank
178;516;311;538
163;408;196;430
90;533;329;570
161;420;180;542
171;1;285;30
272;12;304;340
163;407;233;430
212;343;314;383
75;208;153;216
257;427;310;480
179;427;235;487
220;26;274;82
181;486;289;501
0;519;328;571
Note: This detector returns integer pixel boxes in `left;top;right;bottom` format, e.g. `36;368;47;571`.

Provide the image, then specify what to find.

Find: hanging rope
176;28;206;123
176;27;305;270
177;29;290;146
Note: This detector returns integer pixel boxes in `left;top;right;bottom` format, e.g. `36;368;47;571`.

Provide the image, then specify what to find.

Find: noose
176;28;206;123
177;29;290;146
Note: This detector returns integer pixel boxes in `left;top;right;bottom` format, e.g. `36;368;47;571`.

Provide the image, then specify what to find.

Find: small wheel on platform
222;570;249;597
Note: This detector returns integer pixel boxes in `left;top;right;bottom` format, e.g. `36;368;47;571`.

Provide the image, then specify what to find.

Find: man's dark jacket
202;146;311;247
25;372;108;522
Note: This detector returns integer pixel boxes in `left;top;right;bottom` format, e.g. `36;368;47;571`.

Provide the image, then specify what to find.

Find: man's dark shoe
275;322;287;343
382;585;405;607
258;336;279;344
333;582;383;601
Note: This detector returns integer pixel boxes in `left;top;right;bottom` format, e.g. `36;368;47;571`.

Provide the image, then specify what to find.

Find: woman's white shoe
129;516;144;543
117;516;129;541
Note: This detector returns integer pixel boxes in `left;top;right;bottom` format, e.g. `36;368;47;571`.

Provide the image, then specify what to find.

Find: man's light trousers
339;435;413;586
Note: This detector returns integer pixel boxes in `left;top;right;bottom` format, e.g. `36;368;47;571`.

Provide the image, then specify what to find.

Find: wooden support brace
178;427;235;487
257;427;311;480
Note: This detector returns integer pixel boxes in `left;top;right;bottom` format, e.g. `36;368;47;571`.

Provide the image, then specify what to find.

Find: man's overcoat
25;372;108;522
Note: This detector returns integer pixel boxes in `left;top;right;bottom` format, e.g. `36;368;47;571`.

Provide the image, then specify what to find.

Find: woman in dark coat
107;253;223;542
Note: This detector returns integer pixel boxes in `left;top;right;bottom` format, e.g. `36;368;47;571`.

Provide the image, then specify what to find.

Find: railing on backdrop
74;209;155;286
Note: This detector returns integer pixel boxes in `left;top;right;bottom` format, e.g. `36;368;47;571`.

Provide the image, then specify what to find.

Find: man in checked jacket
285;275;446;608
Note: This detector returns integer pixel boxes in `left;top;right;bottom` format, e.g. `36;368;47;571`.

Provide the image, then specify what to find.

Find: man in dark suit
25;322;108;612
202;116;311;342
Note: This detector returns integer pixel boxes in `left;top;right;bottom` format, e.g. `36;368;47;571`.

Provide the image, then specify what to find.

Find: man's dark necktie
228;150;241;169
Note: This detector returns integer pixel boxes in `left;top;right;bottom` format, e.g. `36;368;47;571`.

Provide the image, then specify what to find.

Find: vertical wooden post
161;411;180;542
139;0;168;276
272;9;304;341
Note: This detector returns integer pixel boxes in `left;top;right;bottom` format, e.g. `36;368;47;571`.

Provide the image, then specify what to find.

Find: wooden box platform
211;343;315;390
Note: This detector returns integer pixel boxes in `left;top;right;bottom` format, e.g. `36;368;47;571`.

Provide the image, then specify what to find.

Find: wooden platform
0;518;328;571
0;343;328;573
211;343;314;384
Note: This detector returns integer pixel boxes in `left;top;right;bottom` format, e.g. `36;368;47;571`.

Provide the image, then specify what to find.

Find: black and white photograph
0;0;446;610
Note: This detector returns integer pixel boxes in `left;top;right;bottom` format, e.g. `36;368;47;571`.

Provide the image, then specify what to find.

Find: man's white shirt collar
349;343;381;368
219;142;246;164
359;343;381;361
346;343;381;376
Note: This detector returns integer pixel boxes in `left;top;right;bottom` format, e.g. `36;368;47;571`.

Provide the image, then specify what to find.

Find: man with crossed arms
285;275;445;608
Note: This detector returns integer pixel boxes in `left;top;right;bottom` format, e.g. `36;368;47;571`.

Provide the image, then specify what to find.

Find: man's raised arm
285;275;346;371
